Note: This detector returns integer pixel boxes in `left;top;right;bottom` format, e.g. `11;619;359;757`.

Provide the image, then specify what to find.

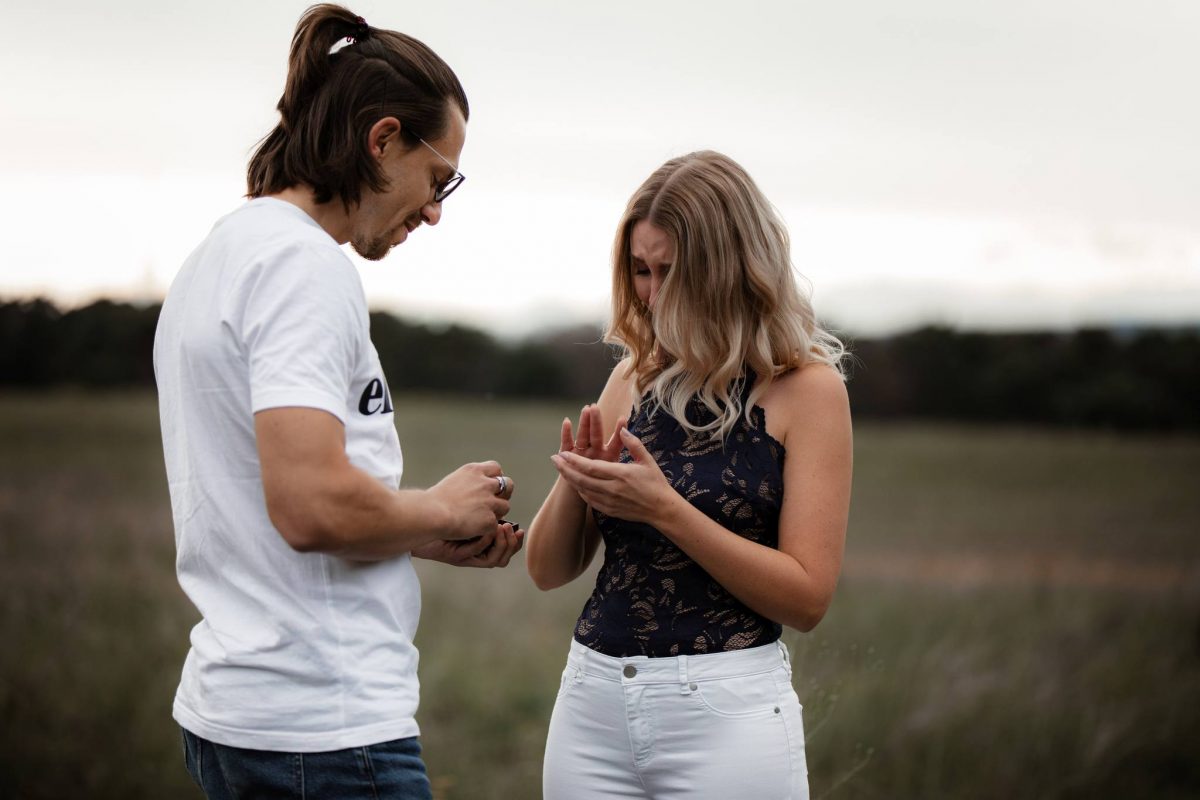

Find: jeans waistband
566;638;790;685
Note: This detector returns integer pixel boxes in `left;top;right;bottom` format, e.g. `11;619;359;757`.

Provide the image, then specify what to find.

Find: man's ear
367;117;403;160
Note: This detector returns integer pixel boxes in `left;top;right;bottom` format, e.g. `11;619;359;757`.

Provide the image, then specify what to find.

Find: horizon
5;291;1197;345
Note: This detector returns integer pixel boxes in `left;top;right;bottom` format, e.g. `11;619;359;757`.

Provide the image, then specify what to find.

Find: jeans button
623;665;637;678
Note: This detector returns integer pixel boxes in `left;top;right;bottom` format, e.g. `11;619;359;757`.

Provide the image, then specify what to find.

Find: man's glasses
418;137;465;203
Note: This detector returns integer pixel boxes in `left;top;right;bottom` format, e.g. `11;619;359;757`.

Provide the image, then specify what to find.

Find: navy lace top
574;370;786;658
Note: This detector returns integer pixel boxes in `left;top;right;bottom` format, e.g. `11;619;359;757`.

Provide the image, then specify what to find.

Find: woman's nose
648;277;665;309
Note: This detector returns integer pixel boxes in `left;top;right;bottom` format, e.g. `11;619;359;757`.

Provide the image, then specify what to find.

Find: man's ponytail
247;4;468;208
277;5;363;130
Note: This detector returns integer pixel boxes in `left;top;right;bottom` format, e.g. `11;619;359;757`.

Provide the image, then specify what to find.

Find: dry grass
1;391;1198;799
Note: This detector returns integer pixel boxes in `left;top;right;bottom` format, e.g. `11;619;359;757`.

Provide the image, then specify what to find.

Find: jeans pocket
181;728;202;788
556;665;582;699
691;669;784;718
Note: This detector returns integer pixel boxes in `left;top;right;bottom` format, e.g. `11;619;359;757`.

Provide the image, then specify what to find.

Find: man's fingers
475;523;520;567
475;469;513;506
477;460;502;477
493;524;521;567
492;473;515;501
492;496;511;520
466;527;498;556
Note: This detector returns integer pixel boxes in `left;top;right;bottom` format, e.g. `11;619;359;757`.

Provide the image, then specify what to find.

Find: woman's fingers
560;417;574;453
574;405;591;451
603;417;628;460
552;444;666;524
551;461;600;508
588;405;604;453
619;427;653;463
563;404;628;461
551;452;616;496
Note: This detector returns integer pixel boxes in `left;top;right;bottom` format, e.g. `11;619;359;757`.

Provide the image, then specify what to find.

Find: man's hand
411;521;524;567
256;407;518;559
425;461;516;541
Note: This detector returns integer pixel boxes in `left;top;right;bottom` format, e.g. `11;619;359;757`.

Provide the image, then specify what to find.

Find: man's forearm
270;461;452;560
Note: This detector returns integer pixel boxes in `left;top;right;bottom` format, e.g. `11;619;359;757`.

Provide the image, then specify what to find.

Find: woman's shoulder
758;362;850;444
603;356;637;396
774;361;846;395
595;356;640;430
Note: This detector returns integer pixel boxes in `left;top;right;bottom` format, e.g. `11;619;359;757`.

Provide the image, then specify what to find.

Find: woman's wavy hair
608;150;846;442
246;4;468;208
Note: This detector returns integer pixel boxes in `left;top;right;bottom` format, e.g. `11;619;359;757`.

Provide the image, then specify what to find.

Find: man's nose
421;201;443;226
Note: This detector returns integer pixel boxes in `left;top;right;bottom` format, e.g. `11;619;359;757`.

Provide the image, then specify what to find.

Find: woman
526;151;852;799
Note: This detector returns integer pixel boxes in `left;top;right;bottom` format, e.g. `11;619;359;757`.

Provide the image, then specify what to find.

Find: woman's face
629;220;675;313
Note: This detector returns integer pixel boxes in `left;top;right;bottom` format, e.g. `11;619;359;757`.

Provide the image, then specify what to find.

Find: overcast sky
2;0;1198;337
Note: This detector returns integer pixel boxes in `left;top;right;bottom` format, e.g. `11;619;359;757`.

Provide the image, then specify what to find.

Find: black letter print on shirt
358;377;394;416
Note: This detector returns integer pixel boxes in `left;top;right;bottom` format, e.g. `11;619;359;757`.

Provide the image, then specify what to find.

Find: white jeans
543;639;808;799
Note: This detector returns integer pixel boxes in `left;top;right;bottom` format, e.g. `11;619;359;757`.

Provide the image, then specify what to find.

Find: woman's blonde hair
607;150;845;441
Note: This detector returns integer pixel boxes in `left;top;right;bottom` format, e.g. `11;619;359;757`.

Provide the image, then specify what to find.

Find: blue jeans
181;728;433;799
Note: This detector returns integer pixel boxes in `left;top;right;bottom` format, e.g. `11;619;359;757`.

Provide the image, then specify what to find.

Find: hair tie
347;16;369;44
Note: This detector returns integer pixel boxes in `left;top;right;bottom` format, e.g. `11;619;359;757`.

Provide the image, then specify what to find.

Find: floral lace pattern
574;372;786;657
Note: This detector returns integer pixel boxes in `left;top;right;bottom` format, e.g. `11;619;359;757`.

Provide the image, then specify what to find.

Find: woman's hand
550;428;677;527
560;404;628;462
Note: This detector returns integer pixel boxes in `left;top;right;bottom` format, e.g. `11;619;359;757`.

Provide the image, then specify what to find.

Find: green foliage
1;298;1198;429
1;299;160;387
846;326;1200;430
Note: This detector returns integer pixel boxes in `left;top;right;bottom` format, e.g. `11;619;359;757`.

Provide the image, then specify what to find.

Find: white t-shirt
154;197;419;752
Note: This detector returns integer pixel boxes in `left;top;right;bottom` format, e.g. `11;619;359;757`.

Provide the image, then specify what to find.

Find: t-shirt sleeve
235;242;365;424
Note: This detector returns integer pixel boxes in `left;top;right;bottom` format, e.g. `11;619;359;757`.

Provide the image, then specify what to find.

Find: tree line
2;298;1197;431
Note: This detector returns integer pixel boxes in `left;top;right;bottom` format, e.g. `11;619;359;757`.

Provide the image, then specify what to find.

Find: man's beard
351;234;393;262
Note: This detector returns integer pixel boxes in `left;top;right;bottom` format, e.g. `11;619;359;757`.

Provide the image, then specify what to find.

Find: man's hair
246;4;469;208
608;150;846;442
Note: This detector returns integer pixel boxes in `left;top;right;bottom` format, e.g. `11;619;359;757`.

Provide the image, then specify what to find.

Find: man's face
350;106;467;261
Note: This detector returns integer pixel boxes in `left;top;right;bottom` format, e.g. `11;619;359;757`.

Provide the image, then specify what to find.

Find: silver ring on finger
495;475;508;496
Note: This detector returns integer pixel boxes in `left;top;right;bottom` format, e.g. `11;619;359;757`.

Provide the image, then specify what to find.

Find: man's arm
256;407;510;561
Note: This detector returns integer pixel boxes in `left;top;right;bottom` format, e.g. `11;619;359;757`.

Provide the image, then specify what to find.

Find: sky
2;0;1198;338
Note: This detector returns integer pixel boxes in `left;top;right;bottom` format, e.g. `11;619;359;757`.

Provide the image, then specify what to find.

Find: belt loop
678;654;689;694
778;639;791;666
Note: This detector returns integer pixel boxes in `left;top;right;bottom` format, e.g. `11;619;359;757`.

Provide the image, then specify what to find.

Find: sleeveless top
573;370;787;658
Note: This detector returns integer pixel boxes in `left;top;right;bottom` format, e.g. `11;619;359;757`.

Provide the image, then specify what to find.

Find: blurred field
1;391;1198;799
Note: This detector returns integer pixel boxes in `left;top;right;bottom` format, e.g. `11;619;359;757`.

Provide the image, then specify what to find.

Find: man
153;6;520;797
